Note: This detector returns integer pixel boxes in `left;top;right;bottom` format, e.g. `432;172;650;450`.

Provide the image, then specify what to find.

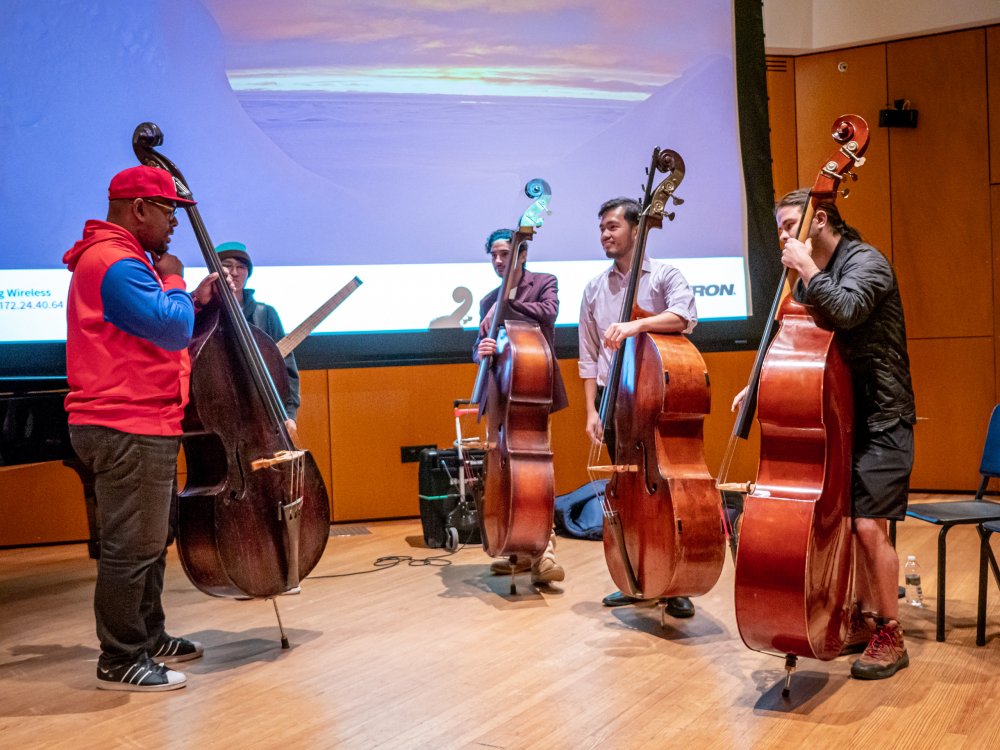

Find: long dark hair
776;188;863;242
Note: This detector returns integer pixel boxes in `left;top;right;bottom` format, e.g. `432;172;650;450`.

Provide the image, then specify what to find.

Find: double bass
592;148;725;608
133;123;331;644
718;114;870;693
470;179;554;592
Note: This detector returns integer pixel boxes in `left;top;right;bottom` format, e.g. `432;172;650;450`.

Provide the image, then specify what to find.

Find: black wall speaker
879;108;918;128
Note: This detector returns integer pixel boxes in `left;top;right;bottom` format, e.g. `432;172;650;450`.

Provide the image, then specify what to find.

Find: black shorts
852;420;914;520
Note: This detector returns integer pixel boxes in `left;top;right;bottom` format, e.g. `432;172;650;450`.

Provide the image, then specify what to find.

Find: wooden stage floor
3;494;1000;749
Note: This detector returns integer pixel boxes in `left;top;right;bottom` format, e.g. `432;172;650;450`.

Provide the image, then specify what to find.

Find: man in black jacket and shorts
735;188;916;680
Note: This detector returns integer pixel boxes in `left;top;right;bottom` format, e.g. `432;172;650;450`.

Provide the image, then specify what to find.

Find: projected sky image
0;0;747;346
209;0;747;327
204;1;721;97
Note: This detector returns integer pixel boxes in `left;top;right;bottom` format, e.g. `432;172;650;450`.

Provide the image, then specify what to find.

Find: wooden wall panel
794;44;892;260
549;359;595;497
887;30;991;340
994;185;1000;399
766;56;798;199
908;336;995;490
296;369;332;499
989;26;1000;186
323;350;756;523
703;350;760;482
0;350;759;540
0;463;88;547
324;360;596;522
327;362;474;521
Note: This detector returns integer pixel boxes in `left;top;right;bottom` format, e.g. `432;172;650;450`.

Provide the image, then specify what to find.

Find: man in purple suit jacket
474;228;567;585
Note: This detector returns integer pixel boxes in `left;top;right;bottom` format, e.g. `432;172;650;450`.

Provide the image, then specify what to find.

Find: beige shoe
490;557;531;575
530;531;564;585
531;556;565;584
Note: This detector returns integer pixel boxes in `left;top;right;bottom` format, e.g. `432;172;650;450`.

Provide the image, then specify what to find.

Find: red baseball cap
107;165;197;206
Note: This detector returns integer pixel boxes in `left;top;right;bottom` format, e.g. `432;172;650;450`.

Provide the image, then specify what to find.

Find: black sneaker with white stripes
96;656;186;692
151;634;205;664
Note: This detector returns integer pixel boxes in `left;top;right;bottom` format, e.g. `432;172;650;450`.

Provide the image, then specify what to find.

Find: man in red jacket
64;165;220;692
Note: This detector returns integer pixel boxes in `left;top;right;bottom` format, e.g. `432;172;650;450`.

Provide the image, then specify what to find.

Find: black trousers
69;425;179;668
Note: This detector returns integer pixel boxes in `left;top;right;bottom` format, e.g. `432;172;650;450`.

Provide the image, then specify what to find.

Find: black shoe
151;634;204;664
96;656;186;692
602;590;647;607
661;596;695;618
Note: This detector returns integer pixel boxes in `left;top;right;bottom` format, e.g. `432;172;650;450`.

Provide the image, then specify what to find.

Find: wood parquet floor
3;494;1000;750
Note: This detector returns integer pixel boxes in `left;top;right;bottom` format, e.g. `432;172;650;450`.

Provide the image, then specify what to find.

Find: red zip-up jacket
63;221;193;435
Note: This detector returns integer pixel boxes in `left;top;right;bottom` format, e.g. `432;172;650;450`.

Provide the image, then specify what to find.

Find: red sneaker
851;620;909;679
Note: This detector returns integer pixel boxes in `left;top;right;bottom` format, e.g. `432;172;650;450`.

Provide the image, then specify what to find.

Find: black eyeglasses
143;199;177;219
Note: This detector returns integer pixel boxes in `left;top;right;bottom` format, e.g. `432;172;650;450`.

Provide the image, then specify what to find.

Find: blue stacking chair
976;518;1000;645
906;404;1000;642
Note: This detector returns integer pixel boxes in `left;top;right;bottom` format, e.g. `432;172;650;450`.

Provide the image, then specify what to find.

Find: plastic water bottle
904;555;924;608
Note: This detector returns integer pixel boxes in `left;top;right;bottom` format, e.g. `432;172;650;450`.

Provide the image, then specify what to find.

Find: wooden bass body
734;297;854;660
479;319;554;559
604;331;725;598
177;307;330;598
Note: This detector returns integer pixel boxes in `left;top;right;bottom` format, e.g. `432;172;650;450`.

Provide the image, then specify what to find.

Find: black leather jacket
795;236;916;432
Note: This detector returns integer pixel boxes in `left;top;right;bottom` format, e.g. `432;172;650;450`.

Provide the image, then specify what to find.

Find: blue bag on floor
553;479;607;540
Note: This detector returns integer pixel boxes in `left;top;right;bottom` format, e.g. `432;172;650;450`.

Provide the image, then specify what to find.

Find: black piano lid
0;375;71;467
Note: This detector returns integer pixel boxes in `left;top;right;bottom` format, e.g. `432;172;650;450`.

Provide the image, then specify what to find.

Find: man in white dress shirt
577;196;699;616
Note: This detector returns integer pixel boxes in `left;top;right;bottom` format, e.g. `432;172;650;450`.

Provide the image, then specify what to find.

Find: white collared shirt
577;258;698;385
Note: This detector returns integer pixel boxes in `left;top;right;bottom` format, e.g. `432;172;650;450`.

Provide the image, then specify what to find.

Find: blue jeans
69;425;179;668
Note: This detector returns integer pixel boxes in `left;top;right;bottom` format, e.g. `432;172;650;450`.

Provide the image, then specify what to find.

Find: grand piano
1;376;98;557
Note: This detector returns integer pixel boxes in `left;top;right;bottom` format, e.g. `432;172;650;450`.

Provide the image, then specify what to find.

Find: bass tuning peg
672;195;685;206
665;211;676;221
840;188;851;199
